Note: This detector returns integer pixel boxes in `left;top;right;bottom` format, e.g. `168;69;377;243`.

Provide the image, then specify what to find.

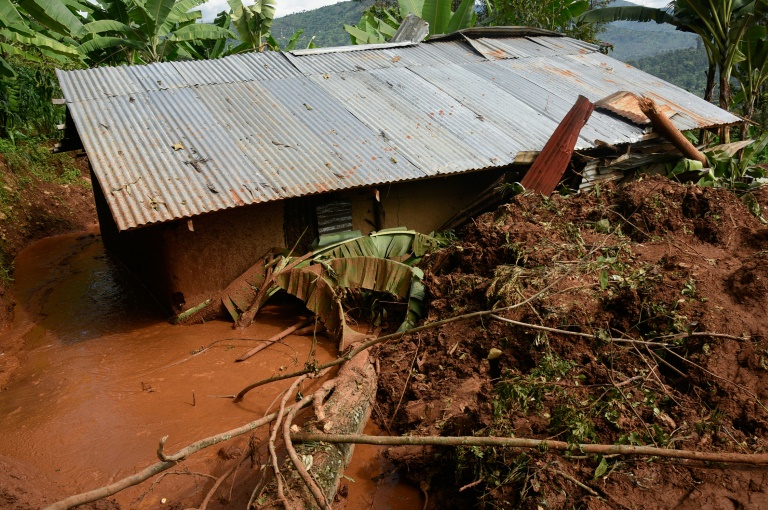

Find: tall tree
580;0;768;112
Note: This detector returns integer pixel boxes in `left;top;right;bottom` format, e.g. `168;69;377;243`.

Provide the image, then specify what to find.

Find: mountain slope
271;1;370;49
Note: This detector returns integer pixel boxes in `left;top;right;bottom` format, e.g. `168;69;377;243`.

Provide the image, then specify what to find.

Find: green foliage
345;0;477;45
0;138;83;185
627;45;709;96
0;56;75;140
686;131;768;188
491;0;606;42
271;1;372;48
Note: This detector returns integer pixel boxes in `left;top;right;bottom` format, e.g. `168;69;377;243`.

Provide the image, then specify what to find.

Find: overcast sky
198;0;672;23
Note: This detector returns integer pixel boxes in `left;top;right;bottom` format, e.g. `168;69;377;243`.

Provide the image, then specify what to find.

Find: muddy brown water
0;228;421;509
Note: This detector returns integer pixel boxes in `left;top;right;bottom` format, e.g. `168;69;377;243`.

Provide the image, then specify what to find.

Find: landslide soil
0;143;96;330
375;176;768;509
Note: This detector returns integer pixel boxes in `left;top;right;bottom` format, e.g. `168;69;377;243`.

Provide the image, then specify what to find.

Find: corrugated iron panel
406;63;553;152
127;62;187;92
57;66;141;102
462;60;646;146
259;76;422;184
172;56;256;85
285;48;409;75
520;95;594;195
58;34;740;232
235;51;303;81
311;70;498;175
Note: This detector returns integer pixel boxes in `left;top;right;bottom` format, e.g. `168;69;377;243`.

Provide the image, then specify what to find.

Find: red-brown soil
0;146;96;328
374;176;768;509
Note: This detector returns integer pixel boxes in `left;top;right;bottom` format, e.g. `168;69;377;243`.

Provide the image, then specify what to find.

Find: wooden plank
521;95;594;195
52;98;66;105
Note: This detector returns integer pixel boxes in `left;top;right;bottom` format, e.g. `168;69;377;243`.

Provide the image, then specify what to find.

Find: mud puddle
0;229;421;509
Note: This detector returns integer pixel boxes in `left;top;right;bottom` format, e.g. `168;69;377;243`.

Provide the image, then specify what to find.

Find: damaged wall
95;168;504;315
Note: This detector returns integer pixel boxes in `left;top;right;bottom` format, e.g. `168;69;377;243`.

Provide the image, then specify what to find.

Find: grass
0;136;90;286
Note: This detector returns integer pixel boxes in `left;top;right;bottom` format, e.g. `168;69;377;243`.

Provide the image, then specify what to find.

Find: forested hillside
628;44;709;96
271;1;370;48
599;0;698;61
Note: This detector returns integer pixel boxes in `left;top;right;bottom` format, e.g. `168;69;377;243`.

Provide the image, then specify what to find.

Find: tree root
290;433;768;465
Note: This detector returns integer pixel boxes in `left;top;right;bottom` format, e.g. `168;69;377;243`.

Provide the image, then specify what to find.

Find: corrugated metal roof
57;32;740;231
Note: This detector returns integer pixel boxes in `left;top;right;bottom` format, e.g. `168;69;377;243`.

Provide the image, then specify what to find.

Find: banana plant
345;0;477;45
733;25;768;134
175;229;439;343
76;0;234;64
0;0;82;78
225;0;276;53
580;0;768;111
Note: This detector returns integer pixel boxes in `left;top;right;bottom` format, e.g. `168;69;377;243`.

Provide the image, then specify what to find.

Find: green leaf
0;0;27;27
594;457;608;479
84;19;134;34
445;0;475;33
0;40;42;61
0;55;17;78
143;0;176;33
17;0;87;38
79;35;142;54
398;0;424;18
599;269;608;291
421;0;453;35
284;29;303;51
168;23;234;42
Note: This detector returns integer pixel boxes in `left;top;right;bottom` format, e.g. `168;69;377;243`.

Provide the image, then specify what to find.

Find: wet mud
0;229;419;509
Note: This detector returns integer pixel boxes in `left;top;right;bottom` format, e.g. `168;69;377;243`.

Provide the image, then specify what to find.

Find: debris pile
374;175;768;508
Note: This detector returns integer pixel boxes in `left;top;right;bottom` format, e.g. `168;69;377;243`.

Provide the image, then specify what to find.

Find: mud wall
95;169;504;315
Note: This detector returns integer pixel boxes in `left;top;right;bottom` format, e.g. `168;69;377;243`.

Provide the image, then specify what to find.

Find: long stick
43;407;294;510
233;274;567;402
236;318;314;362
291;433;768;465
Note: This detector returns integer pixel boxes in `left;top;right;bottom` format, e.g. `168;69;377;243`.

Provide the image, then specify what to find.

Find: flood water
0;228;421;509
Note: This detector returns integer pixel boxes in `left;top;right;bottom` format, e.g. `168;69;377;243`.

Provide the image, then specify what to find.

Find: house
55;27;739;315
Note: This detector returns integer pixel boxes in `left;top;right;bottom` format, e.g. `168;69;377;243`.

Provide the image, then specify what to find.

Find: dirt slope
375;176;768;509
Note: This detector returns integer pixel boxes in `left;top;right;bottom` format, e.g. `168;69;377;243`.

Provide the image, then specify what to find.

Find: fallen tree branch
488;314;672;347
43;406;294;510
270;376;309;509
233;273;569;402
283;392;332;510
290;433;768;465
236;318;314;362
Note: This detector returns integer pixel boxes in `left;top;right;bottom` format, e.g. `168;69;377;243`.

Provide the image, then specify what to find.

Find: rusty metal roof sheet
57;33;740;231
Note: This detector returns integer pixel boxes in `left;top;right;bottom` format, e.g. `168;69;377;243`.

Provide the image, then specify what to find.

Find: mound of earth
373;176;768;509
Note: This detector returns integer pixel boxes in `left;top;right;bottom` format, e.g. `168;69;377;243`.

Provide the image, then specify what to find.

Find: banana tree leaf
0;0;27;26
79;35;142;54
283;29;303;50
0;40;42;61
17;0;87;38
0;56;17;78
421;0;452;35
159;0;204;36
169;23;234;41
398;0;425;18
277;256;425;342
84;19;134;34
1;29;80;56
143;0;176;34
445;0;475;33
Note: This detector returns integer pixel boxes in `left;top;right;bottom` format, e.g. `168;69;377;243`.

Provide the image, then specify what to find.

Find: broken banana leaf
173;229;438;329
311;228;439;266
276;256;426;345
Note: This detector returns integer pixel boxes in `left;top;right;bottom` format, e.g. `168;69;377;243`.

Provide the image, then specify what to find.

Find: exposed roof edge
428;26;564;41
290;41;417;56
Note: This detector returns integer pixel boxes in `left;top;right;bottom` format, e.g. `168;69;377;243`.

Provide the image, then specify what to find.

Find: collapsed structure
55;27;739;314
